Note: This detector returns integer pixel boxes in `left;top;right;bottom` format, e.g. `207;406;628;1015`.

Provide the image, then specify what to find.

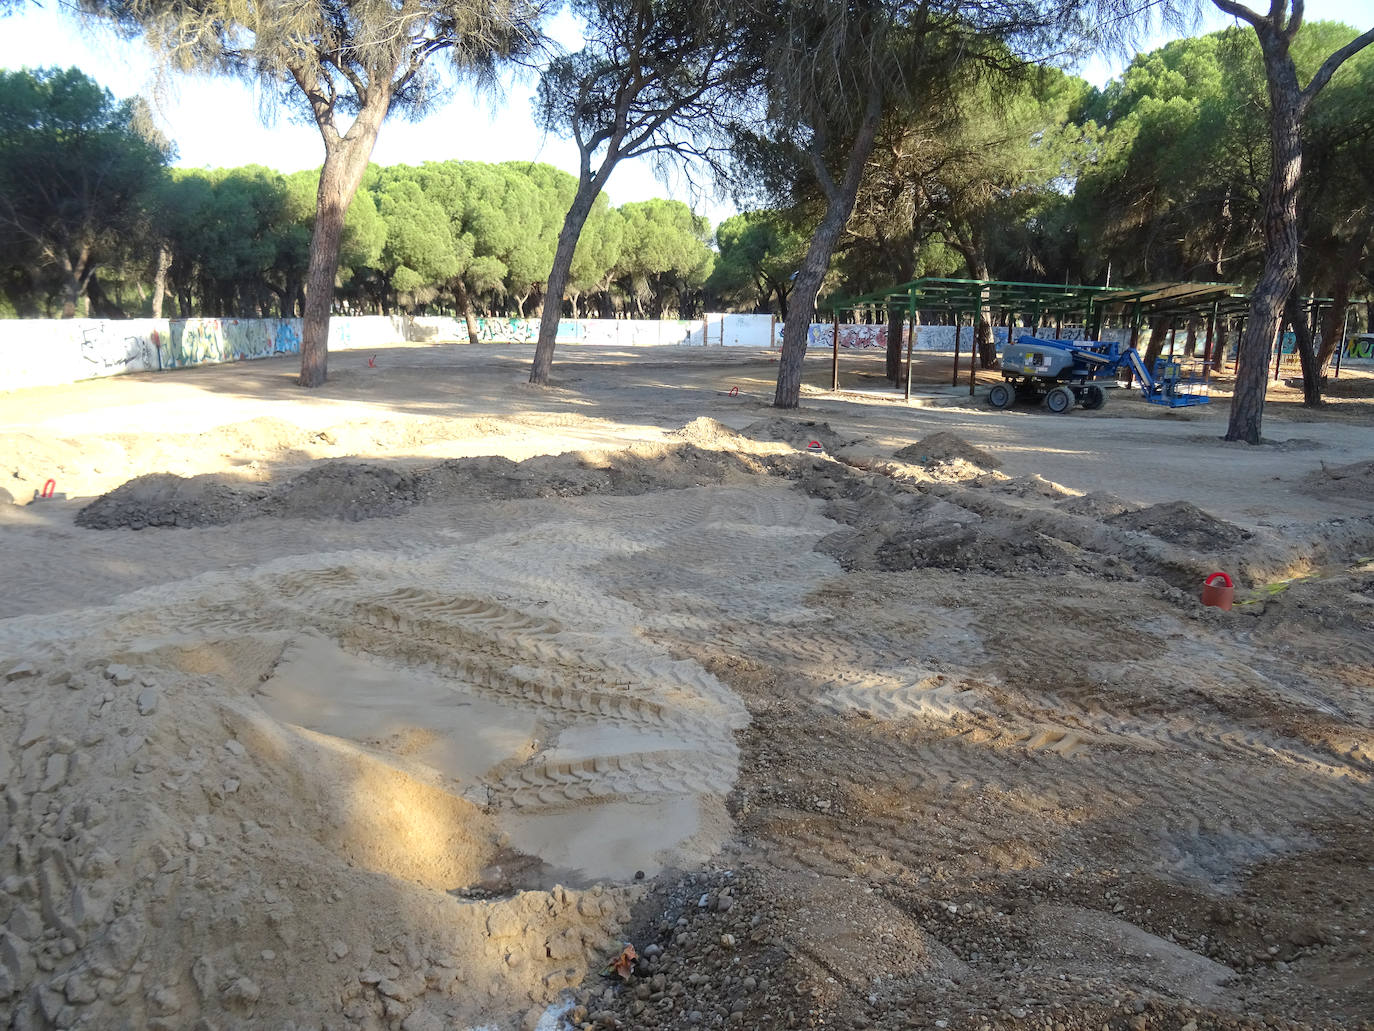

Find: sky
1;0;1371;229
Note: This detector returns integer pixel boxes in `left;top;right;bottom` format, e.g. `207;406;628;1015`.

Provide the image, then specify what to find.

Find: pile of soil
76;444;780;530
668;417;753;449
1302;459;1374;501
267;462;420;521
738;418;856;452
820;518;1078;575
1058;491;1141;520
894;431;1000;469
75;472;264;529
1107;501;1254;551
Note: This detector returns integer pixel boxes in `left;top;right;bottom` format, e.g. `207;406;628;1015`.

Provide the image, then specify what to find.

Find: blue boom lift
987;335;1210;413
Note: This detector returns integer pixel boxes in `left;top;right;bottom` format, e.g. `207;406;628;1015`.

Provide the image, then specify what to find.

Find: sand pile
1107;500;1253;551
77;445;778;530
893;432;1001;469
0;511;764;1029
1057;491;1141;519
738;417;856;452
668;417;753;449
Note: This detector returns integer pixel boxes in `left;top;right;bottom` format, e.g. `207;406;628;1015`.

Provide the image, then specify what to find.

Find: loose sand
0;343;1371;1031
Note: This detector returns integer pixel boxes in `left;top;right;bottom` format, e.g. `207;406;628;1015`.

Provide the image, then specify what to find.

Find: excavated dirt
76;446;781;530
1107;500;1255;551
1303;458;1374;501
2;347;1372;1031
894;431;1002;469
738;417;858;452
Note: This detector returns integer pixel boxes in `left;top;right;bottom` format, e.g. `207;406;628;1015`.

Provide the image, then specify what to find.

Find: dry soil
0;342;1371;1031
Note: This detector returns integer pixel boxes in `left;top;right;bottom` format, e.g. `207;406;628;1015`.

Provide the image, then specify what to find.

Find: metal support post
952;315;962;387
831;311;839;391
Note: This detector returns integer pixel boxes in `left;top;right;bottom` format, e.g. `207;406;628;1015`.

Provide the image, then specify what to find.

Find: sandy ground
1;342;1371;1031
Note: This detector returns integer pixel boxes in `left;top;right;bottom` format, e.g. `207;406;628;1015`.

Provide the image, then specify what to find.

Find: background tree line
3;0;1372;442
712;20;1374;342
0;73;715;327
16;22;1365;337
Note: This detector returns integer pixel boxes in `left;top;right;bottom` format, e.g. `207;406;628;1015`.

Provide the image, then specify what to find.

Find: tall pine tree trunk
531;178;601;384
775;86;884;408
1283;292;1322;405
1316;221;1370;364
1142;317;1170;368
1225;41;1304;442
150;244;170;319
885;304;906;383
453;280;480;345
298;92;389;388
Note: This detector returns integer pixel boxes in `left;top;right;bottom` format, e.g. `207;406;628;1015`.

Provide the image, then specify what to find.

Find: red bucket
1201;571;1234;610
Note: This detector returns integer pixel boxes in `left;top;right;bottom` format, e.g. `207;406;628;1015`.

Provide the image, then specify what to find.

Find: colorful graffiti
805;325;888;349
160;318;303;369
468;317;587;343
1344;334;1374;361
3;315;413;390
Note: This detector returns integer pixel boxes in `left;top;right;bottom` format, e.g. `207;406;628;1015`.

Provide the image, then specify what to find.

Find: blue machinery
989;335;1211;413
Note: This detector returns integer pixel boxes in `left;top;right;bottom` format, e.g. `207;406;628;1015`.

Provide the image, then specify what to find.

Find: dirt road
1;343;1370;1031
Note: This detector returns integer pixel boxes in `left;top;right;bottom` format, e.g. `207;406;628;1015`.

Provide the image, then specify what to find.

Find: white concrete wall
410;316;699;347
1;316;409;391
0;311;1162;393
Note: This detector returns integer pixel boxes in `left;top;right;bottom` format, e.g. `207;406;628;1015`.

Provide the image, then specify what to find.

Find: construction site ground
0;342;1371;1031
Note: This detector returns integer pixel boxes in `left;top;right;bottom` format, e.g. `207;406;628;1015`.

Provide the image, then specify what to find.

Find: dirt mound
821;519;1077;574
1057;491;1140;519
997;473;1069;499
1302;459;1374;500
75;472;262;529
266;461;420;521
669;417;751;448
894;431;1000;469
738;417;855;451
77;445;777;530
1107;500;1253;551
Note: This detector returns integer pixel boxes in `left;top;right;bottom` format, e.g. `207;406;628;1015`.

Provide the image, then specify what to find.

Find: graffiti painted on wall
2;315;413;390
161;318;303;369
470;317;587;343
805;325;888;350
1346;334;1374;361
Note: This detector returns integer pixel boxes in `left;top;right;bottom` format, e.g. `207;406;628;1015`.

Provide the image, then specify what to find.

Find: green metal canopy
818;275;1365;400
824;276;1244;330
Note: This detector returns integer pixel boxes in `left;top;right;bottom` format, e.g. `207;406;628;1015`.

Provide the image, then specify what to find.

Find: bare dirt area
1;342;1371;1031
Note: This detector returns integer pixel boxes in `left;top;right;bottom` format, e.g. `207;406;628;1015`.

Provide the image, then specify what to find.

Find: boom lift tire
1045;385;1075;414
987;383;1015;409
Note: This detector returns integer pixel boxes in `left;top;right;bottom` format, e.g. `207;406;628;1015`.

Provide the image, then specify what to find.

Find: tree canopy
84;0;548;384
0;66;170;317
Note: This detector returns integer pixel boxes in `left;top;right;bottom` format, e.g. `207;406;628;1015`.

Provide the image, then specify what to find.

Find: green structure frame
820;276;1250;399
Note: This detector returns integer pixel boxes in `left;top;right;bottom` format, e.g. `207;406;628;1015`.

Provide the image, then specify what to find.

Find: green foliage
1074;20;1374;292
614;198;714;317
0;66;170;316
708;210;809;316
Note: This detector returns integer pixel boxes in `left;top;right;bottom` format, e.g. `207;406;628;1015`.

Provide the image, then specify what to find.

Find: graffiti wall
2;311;1159;393
0;314;409;390
1;316;410;391
1342;333;1373;363
410;316;697;347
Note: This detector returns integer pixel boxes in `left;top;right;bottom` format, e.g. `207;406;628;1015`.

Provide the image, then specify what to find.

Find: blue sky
1;0;1371;227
